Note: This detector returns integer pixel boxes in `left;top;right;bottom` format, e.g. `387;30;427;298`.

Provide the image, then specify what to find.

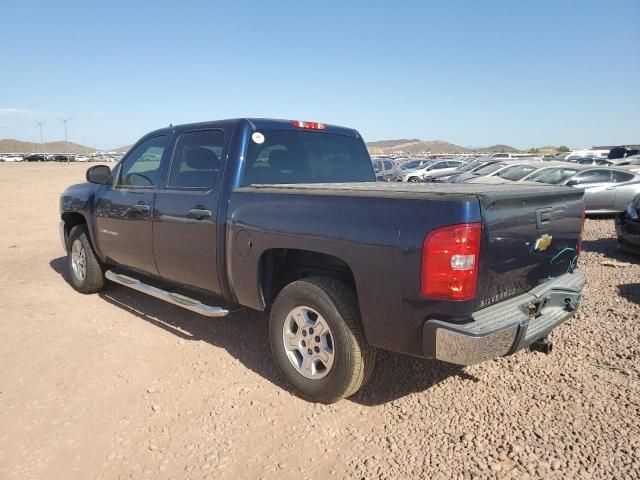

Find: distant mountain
0;138;97;154
111;144;133;153
474;144;519;153
367;139;421;149
366;139;520;155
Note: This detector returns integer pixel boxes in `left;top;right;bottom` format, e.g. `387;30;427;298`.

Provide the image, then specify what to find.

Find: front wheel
269;277;375;403
67;225;105;294
408;176;421;183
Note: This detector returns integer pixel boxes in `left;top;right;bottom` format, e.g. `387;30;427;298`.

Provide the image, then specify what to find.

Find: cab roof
147;118;361;138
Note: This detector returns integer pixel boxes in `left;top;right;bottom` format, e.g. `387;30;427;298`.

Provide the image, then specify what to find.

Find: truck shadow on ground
581;237;634;260
50;256;476;406
618;283;640;305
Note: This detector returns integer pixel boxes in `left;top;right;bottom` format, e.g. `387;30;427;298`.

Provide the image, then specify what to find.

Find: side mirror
566;179;579;187
86;165;111;184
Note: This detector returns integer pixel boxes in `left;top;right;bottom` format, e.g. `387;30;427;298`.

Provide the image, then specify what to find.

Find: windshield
497;164;537;181
402;160;423;170
242;130;375;186
529;167;578;184
474;162;506;175
457;160;483;172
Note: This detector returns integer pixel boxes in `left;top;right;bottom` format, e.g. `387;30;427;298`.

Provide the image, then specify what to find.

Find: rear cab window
241;130;374;186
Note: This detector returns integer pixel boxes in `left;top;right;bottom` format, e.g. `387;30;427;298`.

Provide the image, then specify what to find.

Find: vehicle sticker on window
251;132;265;144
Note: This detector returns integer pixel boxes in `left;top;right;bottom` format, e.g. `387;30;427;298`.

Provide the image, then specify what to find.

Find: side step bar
105;270;229;317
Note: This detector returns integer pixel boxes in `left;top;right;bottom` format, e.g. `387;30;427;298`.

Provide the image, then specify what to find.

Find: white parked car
401;159;466;182
0;154;24;162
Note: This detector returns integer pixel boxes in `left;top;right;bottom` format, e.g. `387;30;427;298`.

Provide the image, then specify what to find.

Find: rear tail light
292;120;326;130
577;204;586;256
421;223;482;301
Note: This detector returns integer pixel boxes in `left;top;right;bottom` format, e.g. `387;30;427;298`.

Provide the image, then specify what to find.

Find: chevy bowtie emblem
534;234;553;251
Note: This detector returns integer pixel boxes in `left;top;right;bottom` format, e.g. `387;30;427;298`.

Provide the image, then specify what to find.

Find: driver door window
116;136;167;188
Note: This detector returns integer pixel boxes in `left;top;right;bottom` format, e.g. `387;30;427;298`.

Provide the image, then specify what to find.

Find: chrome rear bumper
423;272;586;365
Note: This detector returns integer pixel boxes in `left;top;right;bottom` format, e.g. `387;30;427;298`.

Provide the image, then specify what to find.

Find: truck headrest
184;147;219;170
268;150;295;171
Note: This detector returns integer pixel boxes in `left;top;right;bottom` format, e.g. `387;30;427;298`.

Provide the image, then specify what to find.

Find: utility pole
56;117;75;163
36;121;45;159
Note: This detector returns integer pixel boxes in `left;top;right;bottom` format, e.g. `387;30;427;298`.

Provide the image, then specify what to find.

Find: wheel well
61;212;87;246
259;249;357;309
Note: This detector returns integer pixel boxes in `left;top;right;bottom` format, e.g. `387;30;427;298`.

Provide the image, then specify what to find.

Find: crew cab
59;118;586;403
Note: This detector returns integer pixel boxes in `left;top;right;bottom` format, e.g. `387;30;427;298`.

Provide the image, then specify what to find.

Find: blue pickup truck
59;118;586;403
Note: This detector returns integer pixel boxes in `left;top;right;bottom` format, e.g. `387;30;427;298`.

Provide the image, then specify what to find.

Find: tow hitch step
105;270;229;317
528;337;553;354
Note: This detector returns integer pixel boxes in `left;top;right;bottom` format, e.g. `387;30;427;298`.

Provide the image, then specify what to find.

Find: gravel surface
0;163;638;479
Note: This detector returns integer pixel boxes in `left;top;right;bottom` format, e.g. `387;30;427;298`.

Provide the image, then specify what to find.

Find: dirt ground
0;162;638;480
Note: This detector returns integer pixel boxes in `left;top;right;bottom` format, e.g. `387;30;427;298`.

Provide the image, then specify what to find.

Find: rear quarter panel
226;190;481;355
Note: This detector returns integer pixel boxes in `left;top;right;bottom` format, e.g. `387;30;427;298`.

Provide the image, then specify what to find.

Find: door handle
188;208;212;218
132;203;150;211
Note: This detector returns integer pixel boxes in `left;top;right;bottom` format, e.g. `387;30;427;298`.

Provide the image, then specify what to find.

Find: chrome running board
105;270;229;317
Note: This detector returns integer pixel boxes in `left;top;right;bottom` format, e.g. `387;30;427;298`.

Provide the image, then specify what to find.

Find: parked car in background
615;194;640;254
574;157;613;166
530;166;640;214
465;162;567;184
0;154;24;162
51;154;76;162
613;155;640;166
564;150;610;161
401;159;466;182
609;146;640;160
24;154;47;162
453;160;532;183
400;159;432;172
372;158;402;182
428;159;496;183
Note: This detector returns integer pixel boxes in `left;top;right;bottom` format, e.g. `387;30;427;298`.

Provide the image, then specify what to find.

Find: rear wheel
269;277;375;403
67;225;105;294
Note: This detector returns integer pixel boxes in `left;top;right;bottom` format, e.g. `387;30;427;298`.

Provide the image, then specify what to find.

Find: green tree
557;145;570;152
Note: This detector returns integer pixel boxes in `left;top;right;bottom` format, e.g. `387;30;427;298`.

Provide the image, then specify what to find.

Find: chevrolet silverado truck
59;118;586;403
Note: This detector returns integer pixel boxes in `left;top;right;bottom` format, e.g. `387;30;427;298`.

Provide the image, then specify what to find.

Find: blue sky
1;0;639;150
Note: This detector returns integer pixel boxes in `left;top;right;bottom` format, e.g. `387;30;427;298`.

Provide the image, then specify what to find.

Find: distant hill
367;139;421;149
112;144;133;153
0;138;97;154
475;144;519;153
367;138;520;155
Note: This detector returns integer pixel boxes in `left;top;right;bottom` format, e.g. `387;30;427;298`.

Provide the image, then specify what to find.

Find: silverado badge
534;234;553;251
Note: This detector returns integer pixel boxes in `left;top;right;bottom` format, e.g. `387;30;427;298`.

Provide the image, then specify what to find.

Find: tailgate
475;186;584;310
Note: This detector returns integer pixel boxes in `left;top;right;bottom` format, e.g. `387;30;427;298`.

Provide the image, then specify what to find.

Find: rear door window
167;130;224;189
611;171;635;183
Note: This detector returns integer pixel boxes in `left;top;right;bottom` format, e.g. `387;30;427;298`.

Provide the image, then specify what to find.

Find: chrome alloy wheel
71;238;87;281
282;306;335;379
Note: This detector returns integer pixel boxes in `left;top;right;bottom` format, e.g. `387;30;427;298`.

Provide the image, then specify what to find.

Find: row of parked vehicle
372;151;640;215
0;153;122;162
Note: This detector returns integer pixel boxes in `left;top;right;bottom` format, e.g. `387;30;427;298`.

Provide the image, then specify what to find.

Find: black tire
67;225;105;294
269;276;375;403
408;176;421;183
